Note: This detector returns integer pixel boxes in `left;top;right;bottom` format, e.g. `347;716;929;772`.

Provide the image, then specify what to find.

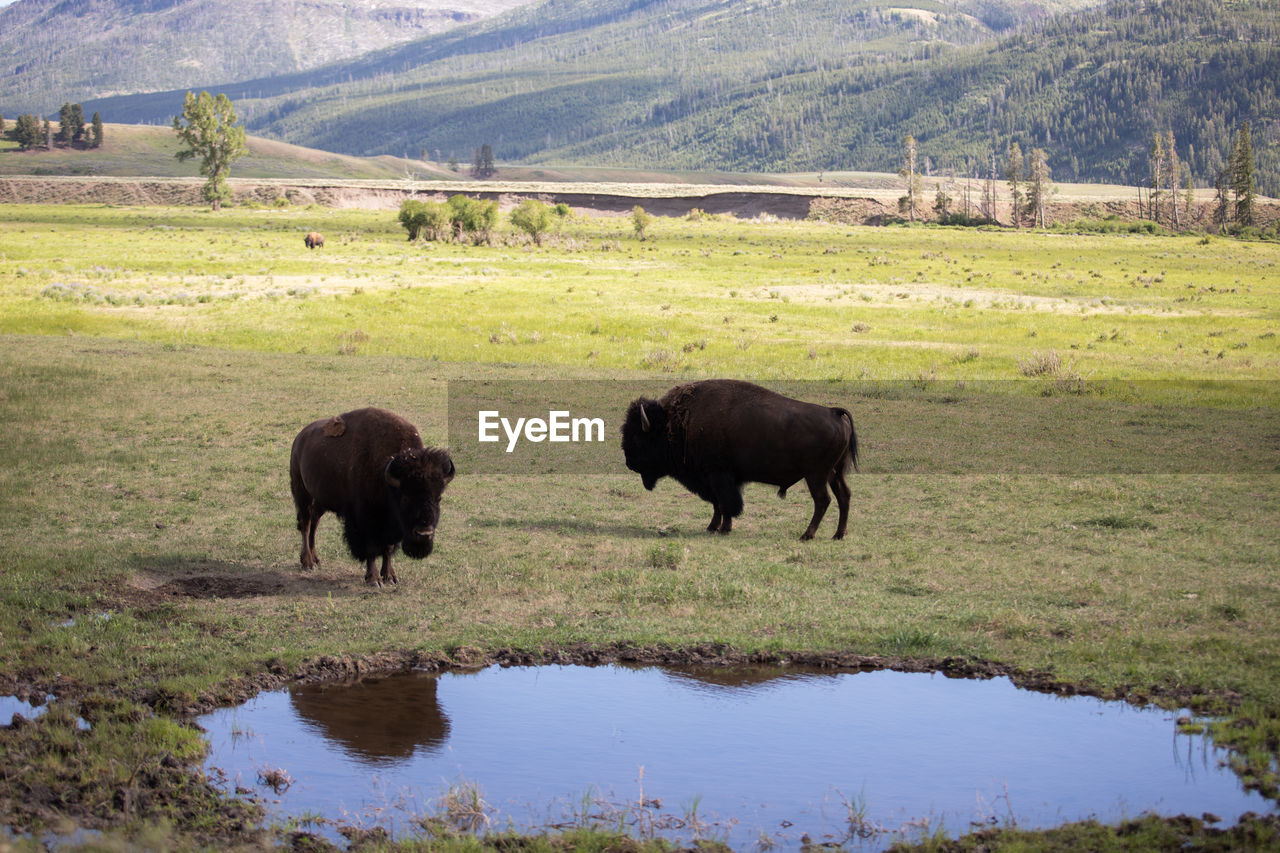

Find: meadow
0;201;1277;849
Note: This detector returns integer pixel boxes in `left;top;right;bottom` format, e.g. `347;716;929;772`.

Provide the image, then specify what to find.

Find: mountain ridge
2;0;1277;194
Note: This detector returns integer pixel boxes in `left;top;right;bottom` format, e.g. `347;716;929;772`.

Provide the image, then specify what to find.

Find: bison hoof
800;531;816;541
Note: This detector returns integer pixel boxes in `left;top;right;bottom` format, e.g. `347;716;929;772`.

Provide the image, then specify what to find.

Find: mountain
0;0;537;114
5;0;1278;195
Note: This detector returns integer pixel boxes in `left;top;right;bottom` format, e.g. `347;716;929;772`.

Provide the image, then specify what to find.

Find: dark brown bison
290;407;454;585
621;379;858;540
304;231;324;249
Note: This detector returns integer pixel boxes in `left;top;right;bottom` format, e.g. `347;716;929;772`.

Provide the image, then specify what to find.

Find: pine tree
13;114;41;149
90;112;104;149
1212;170;1230;234
1026;148;1052;228
1005;142;1024;227
1230;121;1256;227
58;103;85;145
1166;130;1181;229
1182;164;1195;227
471;144;495;179
1149;132;1165;223
897;135;921;222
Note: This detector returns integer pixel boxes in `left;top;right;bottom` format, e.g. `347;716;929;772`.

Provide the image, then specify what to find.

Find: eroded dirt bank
4;175;1278;227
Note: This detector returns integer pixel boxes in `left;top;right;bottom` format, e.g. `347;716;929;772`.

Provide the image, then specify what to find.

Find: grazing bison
621;379;858;539
290;407;454;585
304;231;324;249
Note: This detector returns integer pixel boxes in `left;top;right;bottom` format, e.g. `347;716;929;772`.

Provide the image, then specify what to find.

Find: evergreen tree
1230;121;1256;227
58;103;85;145
1165;130;1181;229
91;112;104;149
13;114;41;149
1005;142;1024;227
1149;132;1165;222
1182;164;1195;226
172;91;247;211
982;152;998;222
1212;170;1230;234
897;135;922;222
1026;148;1052;229
471;144;495;179
42;118;53;149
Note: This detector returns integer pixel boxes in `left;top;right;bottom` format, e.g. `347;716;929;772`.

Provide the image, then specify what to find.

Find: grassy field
0;201;1278;849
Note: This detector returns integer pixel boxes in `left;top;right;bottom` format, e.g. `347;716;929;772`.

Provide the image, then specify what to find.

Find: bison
304;231;324;249
621;379;858;540
290;407;454;585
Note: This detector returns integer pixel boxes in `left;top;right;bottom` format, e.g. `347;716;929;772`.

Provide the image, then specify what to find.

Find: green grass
0;202;1278;849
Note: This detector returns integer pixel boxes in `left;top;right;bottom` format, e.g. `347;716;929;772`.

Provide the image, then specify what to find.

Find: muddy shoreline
0;645;1267;850
109;642;1239;718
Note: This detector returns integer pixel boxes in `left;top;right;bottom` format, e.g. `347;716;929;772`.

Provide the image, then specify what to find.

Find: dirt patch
154;574;286;599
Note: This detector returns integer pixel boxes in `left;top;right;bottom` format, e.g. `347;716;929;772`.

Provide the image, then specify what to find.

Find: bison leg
830;467;852;540
706;505;722;534
380;546;398;586
709;473;742;535
801;472;832;540
296;503;322;570
364;557;381;586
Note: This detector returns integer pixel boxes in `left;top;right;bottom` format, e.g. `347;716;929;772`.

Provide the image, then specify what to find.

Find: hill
0;123;456;180
4;0;1277;195
0;0;536;115
66;0;1278;195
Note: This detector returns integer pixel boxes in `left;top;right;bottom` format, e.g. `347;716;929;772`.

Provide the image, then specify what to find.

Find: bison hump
322;415;346;437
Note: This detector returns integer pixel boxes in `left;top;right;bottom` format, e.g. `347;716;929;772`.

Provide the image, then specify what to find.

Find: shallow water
198;664;1272;849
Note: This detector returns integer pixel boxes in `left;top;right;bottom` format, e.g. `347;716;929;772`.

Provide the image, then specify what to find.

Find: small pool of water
198;664;1271;849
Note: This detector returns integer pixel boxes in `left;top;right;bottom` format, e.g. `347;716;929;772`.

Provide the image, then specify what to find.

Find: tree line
1;103;104;151
897;117;1263;233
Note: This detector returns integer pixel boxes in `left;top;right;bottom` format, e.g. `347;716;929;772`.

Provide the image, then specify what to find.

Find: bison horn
384;459;401;488
640;404;651;432
443;456;455;478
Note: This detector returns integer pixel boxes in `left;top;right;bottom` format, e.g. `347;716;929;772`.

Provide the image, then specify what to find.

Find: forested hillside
227;0;1278;194
0;0;536;115
16;0;1279;194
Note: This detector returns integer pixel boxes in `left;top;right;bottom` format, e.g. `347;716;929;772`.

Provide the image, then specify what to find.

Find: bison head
620;397;670;491
384;447;455;558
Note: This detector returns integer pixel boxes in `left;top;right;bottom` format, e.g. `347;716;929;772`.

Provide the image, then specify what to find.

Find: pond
198;664;1272;849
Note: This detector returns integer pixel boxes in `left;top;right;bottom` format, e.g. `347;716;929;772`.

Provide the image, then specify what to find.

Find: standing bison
304;231;324;249
290;408;454;585
621;380;858;540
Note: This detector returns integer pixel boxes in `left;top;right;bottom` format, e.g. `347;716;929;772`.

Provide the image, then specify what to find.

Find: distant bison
290;407;454;585
621;379;858;539
304;231;324;249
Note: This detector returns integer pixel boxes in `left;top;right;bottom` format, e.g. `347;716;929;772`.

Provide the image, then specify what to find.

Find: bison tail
833;407;859;473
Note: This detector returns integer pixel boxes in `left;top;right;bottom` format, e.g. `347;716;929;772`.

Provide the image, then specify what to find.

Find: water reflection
290;675;451;766
200;665;1273;850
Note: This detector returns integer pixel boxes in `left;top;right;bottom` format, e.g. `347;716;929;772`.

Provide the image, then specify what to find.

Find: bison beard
290;409;453;586
621;380;858;540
